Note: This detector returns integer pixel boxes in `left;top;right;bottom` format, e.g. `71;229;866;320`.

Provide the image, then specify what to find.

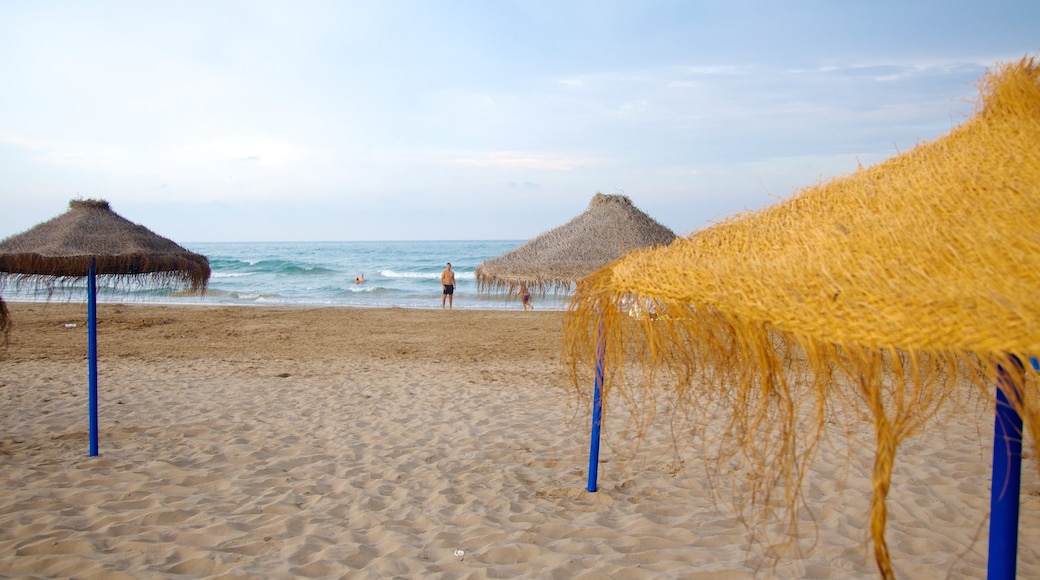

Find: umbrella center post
986;356;1034;579
88;257;99;457
587;317;605;492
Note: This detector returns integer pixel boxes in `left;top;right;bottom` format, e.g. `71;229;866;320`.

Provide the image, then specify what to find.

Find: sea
3;240;572;311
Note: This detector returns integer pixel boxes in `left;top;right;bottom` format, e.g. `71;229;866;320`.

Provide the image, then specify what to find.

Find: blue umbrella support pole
88;257;99;457
986;356;1037;579
587;319;605;492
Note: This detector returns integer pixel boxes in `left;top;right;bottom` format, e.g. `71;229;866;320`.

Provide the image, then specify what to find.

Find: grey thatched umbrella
476;193;676;295
0;199;210;456
477;193;675;493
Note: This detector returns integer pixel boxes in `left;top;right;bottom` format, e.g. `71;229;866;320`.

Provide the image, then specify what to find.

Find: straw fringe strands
563;56;1040;578
0;199;210;293
476;193;676;296
0;295;9;346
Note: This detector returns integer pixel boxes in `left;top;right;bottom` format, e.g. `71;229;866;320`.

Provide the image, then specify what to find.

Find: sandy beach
1;301;1038;578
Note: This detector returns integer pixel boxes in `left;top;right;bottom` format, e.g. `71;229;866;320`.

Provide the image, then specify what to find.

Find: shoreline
0;295;573;313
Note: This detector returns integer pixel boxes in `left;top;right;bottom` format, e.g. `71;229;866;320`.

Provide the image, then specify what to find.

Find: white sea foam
380;270;440;279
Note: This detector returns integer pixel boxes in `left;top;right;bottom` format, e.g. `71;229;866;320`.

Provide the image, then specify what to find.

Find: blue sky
1;1;1037;242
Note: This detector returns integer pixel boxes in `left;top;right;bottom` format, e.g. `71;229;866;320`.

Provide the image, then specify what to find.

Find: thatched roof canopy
0;199;210;290
564;57;1040;577
476;193;676;293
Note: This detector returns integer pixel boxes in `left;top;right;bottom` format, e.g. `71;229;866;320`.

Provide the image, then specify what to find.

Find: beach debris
64;323;77;328
453;549;465;560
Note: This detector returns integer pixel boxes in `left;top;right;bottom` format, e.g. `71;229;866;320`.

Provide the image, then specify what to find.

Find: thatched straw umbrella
478;192;674;490
476;193;676;296
564;57;1040;578
0;199;210;456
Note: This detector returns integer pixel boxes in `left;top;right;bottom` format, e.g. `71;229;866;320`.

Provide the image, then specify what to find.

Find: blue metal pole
587;318;604;492
88;257;98;457
986;356;1034;579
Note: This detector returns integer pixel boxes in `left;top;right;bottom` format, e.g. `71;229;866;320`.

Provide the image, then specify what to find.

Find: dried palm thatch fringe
476;193;676;295
0;295;9;347
564;56;1040;579
0;199;210;292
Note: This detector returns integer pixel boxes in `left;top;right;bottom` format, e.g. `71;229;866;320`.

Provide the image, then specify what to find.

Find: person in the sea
518;282;532;311
354;273;365;284
440;262;456;309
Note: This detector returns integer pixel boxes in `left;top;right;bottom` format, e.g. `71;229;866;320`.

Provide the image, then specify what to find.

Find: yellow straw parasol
476;193;676;296
564;57;1040;578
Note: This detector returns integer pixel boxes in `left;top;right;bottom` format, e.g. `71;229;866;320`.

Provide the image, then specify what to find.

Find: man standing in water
441;262;456;309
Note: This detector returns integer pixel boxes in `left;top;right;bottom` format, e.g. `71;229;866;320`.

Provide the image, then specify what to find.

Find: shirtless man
440;262;456;309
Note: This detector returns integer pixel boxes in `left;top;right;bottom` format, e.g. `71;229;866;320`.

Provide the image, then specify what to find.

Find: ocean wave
214;258;337;276
340;285;397;295
379;270;475;280
273;265;337;276
211;272;254;279
379;270;439;279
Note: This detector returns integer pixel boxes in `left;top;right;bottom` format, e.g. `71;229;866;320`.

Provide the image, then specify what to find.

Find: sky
1;1;1037;242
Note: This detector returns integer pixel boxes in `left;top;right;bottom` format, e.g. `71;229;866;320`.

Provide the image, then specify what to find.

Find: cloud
509;181;541;190
169;139;309;167
449;151;598;172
